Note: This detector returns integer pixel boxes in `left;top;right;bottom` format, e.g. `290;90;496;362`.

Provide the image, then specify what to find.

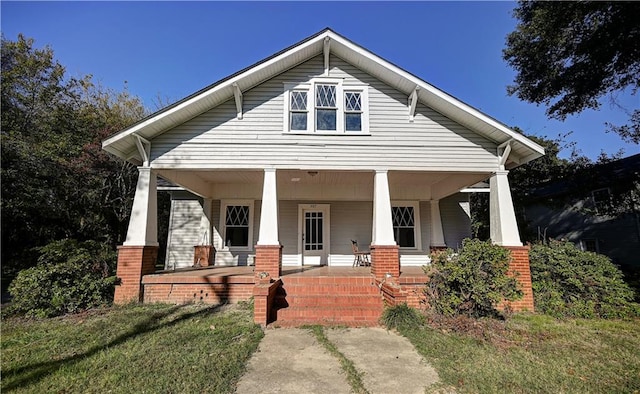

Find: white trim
323;36;331;76
408;86;419;122
391;201;422;251
133;135;150;167
233;83;243;120
220;199;255;252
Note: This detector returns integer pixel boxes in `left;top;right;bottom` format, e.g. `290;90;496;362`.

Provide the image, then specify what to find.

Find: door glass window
304;211;323;251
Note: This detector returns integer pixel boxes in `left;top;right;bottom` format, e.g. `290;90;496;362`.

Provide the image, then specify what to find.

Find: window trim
391;201;422;250
283;78;369;134
220;200;254;252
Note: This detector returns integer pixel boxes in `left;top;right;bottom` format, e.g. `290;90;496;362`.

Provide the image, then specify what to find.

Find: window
344;91;362;131
284;79;368;133
289;90;308;130
391;202;421;249
316;84;337;130
580;239;599;253
221;201;254;250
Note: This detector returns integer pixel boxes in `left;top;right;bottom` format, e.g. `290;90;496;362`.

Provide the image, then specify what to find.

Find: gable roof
102;28;544;167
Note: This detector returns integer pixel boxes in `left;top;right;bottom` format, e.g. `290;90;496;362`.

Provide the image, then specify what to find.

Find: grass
1;302;263;393
394;312;640;393
306;325;369;394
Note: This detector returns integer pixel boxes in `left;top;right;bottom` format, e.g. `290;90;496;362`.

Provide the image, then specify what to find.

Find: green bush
8;239;117;317
424;239;522;318
530;240;639;318
380;303;425;330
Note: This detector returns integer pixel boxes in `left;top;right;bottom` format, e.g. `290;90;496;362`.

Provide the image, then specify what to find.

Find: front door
299;204;330;266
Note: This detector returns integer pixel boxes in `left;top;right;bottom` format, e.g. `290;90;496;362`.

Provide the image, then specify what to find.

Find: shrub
424;239;522;318
380;303;425;330
530;240;639;318
8;239;117;317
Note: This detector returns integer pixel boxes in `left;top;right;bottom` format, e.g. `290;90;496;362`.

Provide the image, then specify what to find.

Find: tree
503;1;640;143
1;35;148;284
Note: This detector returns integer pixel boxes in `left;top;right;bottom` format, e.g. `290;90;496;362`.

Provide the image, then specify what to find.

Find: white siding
151;55;498;172
165;191;202;269
166;196;470;268
440;193;472;249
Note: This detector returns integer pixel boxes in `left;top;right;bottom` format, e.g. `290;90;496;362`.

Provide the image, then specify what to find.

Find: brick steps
275;294;383;308
272;276;384;327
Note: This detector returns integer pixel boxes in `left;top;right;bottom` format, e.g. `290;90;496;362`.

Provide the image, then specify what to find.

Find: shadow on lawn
3;303;224;391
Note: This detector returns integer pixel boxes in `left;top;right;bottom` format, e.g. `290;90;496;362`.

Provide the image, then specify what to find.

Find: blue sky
2;1;638;160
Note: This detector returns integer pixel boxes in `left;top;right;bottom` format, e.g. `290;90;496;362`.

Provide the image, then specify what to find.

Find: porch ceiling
157;169;490;201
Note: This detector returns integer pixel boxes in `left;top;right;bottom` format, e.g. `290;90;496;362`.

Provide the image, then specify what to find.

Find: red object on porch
114;245;158;304
193;245;215;267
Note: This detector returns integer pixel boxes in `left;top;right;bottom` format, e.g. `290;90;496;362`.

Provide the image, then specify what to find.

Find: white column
489;170;523;246
199;198;212;245
372;170;396;245
257;168;279;245
430;200;446;247
124;167;158;246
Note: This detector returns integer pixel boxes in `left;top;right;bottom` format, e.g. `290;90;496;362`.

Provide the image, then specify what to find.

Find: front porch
114;166;534;326
141;265;429;326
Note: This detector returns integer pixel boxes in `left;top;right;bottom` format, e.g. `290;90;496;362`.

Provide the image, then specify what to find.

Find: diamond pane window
290;91;307;111
345;91;362;131
392;206;416;248
290;91;308;130
316;84;336;107
345;92;361;111
225;205;250;247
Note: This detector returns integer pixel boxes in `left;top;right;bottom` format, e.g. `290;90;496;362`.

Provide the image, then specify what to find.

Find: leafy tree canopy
503;1;640;143
1;34;148;282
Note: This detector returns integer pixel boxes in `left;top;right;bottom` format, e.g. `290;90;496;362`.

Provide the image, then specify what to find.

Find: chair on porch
351;240;370;267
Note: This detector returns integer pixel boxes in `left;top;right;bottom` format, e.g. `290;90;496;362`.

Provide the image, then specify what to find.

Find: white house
103;29;542;324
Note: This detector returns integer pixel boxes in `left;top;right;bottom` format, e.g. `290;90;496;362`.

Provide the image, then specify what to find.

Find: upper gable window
284;79;368;134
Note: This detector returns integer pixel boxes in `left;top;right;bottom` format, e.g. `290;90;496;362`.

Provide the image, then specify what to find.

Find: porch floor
142;265;428;284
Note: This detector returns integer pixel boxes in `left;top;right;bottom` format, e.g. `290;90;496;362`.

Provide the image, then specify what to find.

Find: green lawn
400;313;640;394
1;303;263;393
3;304;639;394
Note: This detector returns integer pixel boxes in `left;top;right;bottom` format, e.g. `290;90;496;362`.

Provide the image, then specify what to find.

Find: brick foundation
503;246;535;312
379;273;429;309
143;283;254;304
114;245;158;304
253;279;281;326
194;245;215;267
254;244;282;281
370;245;400;281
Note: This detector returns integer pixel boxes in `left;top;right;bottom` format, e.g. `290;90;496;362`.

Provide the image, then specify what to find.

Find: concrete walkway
235;327;440;394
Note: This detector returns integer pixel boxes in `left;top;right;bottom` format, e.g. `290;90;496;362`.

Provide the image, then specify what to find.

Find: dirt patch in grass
425;313;553;350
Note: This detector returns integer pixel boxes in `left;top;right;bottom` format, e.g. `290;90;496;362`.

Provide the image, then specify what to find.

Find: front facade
103;29;543;325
